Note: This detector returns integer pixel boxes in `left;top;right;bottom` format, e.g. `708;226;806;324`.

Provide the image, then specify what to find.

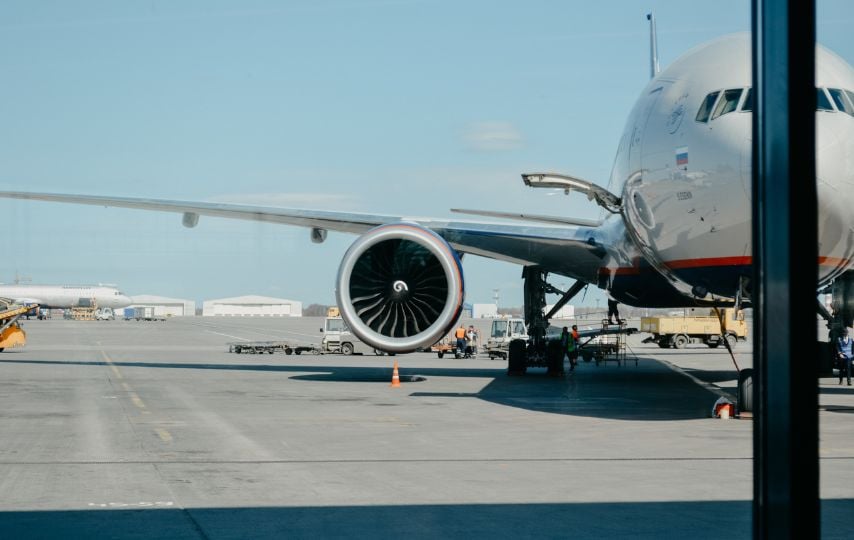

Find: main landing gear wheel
507;339;527;375
738;368;754;414
341;342;354;356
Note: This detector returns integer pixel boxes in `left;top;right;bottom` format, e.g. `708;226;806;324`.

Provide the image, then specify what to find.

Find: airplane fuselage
0;284;132;309
596;34;854;307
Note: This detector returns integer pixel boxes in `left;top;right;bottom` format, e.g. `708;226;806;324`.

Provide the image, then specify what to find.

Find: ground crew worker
837;327;853;386
607;298;621;325
570;325;580;369
561;326;577;371
454;325;467;357
466;325;478;357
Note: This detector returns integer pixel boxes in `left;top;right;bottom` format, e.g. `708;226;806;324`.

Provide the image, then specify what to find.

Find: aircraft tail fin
646;12;660;79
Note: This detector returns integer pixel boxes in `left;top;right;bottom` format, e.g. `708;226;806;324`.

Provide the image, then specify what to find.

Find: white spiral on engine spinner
393;280;409;292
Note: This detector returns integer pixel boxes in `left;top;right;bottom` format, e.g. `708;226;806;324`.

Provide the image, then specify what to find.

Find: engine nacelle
336;224;465;353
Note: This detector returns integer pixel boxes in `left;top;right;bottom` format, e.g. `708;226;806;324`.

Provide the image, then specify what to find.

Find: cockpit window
741;88;753;112
817;88;833;111
711;89;743;119
828;88;854;116
738;87;853;114
695;91;720;122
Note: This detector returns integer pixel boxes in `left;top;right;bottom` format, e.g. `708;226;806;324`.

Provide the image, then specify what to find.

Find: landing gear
507;266;587;376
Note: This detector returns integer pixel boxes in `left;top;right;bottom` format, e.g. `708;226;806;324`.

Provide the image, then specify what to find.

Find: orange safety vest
455;327;466;339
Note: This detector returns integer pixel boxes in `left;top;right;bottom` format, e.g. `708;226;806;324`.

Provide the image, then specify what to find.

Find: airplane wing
0;190;609;284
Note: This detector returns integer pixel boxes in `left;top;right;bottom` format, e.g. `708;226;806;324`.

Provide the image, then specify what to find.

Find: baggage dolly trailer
228;341;320;355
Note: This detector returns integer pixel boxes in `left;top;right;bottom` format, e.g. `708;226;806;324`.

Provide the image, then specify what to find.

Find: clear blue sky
1;1;852;308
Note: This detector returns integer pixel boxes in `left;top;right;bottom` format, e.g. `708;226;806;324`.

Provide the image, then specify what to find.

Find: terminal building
202;295;302;317
128;295;196;317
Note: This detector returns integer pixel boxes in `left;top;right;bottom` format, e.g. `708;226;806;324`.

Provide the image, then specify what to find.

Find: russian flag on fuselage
675;146;689;167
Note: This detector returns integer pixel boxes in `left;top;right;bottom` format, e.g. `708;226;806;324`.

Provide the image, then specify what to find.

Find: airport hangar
202;295;302;317
128;295;196;317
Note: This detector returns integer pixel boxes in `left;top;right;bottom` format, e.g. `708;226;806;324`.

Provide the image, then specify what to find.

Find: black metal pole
752;0;819;538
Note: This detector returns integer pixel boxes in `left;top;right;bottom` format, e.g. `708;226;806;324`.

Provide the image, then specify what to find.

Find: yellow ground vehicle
0;299;34;351
640;308;747;349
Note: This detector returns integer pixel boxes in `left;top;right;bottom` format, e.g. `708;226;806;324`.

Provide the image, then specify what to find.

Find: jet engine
336;224;465;353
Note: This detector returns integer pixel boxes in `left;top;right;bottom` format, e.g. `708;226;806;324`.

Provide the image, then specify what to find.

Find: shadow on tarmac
0;357;723;421
1;499;852;540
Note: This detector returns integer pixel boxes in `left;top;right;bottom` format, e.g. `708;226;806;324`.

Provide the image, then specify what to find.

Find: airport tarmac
0;317;852;539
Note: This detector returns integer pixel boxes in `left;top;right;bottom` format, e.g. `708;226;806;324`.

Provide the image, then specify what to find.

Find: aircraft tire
508;339;527;375
738;368;754;413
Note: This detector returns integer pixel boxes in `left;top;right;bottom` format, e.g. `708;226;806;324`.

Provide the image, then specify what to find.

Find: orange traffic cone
390;360;401;388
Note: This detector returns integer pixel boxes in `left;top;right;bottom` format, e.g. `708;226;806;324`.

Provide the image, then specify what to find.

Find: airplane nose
816;122;854;282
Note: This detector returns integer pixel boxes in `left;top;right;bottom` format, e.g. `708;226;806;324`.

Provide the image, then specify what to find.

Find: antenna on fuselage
646;12;660;79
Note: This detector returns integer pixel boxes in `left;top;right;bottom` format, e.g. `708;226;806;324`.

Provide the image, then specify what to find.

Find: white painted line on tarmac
205;330;250;341
88;501;174;508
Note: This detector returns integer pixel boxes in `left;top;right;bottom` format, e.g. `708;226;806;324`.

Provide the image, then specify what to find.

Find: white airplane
0;31;852;392
0;284;132;310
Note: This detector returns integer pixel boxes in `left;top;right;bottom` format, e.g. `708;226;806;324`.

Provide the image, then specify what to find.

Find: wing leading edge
0;190;609;284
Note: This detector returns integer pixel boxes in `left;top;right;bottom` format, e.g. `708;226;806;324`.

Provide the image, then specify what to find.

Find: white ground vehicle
320;316;378;356
94;307;115;320
485;318;528;360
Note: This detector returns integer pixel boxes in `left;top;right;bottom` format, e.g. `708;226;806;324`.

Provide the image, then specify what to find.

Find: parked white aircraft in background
1;32;852;398
0;284;132;310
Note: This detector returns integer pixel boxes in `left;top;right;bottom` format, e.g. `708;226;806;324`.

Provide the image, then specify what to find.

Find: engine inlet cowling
336;224;465;353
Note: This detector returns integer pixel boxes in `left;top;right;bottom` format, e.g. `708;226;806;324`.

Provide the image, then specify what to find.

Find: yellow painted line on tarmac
129;392;147;410
100;350;124;379
155;428;173;443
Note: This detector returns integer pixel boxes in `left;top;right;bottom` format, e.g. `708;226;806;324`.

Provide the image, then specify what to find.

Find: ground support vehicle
430;335;476;358
577;321;635;366
485;318;528;360
320;313;377;355
129;306;166;322
640;308;747;349
430;337;457;358
95;307;115;320
228;341;320;355
0;299;34;351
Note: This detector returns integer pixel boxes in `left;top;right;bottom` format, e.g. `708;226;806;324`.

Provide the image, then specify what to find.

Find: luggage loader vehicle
0;298;35;352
